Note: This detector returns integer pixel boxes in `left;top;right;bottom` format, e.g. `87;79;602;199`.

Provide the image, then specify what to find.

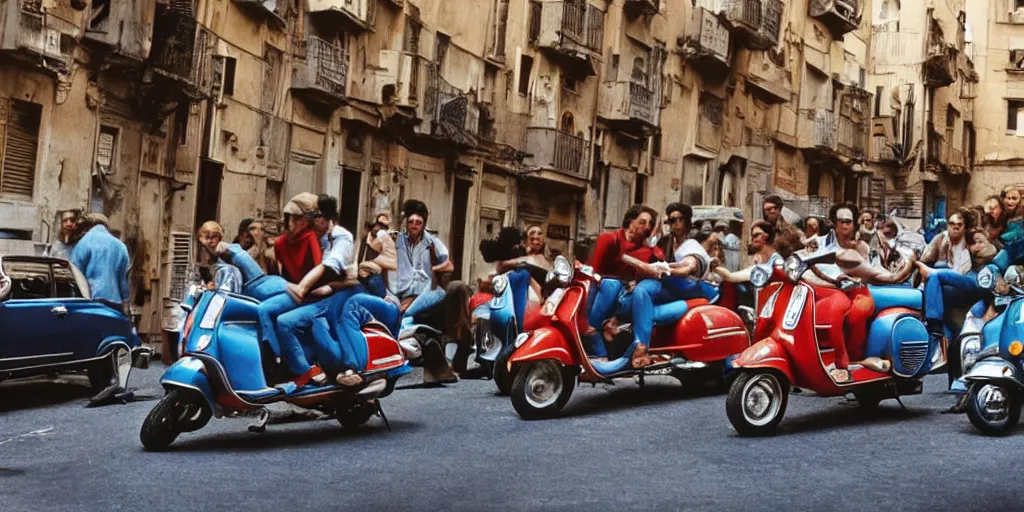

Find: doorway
339;168;362;237
194;159;223;231
449;178;472;280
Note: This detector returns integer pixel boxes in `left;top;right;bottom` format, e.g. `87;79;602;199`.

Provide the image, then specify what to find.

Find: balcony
695;93;724;152
524;128;589;183
291;36;348;107
799;108;836;152
808;0;860;38
746;50;791;103
724;0;783;50
598;81;657;134
535;0;603;74
624;0;659;18
938;138;967;173
837;115;867;159
82;1;157;61
924;42;957;88
232;0;287;27
308;0;376;32
678;8;731;76
424;64;481;146
149;12;211;97
0;2;77;74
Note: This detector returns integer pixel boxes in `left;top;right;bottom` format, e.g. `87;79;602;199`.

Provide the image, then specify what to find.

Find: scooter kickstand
375;400;392;433
247;408;270;433
894;395;909;411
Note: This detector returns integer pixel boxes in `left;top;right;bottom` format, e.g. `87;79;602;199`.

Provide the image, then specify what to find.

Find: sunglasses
837;219;854;225
948;221;964;228
752;231;768;239
668;216;684;224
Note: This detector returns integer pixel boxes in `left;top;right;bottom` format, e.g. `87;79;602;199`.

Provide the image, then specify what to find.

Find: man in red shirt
587;204;665;366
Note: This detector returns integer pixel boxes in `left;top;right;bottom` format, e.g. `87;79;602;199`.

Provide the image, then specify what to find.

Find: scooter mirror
977;267;995;290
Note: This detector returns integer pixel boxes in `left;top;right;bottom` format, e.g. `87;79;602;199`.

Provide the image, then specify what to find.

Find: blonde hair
197;221;224;239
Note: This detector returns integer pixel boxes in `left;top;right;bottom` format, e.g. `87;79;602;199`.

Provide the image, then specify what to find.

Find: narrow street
1;367;1019;511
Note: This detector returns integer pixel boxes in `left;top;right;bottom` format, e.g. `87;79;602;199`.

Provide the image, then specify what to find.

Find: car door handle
51;306;68;317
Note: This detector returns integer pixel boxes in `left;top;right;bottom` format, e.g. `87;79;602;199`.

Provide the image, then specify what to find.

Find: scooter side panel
215;323;270;392
998;300;1024;360
509;326;577;367
863;311;906;360
160;357;216;413
653;305;749;361
364;328;406;372
889;316;933;378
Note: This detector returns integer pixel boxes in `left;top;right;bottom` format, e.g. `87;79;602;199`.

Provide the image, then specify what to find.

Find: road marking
0;426;54;447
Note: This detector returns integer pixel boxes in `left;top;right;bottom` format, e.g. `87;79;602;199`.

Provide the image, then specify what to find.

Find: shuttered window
167;232;192;301
0;98;42;199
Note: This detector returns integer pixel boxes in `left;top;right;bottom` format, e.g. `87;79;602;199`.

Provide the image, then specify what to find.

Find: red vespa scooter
507;256;750;420
725;251;936;436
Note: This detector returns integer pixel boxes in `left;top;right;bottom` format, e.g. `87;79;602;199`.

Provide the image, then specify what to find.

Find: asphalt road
1;366;1021;512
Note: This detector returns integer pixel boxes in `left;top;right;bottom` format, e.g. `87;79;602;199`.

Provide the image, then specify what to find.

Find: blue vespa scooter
140;285;413;451
960;266;1024;435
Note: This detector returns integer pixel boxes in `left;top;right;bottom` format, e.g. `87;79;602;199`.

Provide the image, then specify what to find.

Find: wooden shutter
1;99;41;199
167;231;192;300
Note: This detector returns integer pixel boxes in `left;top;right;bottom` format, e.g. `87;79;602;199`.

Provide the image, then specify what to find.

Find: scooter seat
867;285;922;311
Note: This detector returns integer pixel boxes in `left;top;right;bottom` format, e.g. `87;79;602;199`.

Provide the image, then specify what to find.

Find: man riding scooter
803;203;916;382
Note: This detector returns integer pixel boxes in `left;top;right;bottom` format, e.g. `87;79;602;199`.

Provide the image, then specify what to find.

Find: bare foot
631;343;652;369
858;357;891;373
336;370;364;387
915;261;933;280
602;318;621;342
830;368;851;383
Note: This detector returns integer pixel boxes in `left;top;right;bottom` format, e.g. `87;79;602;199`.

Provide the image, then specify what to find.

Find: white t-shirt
674;239;711;279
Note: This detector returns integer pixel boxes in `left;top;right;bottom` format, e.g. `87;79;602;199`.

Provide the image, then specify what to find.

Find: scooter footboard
509;326;577;367
160;357;216;415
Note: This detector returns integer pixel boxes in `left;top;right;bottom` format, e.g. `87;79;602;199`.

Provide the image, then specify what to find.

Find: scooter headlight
195;334;213;352
977;267;995;290
750;264;770;288
551;255;572;286
960;335;981;372
515;332;529;348
492;274;509;295
783;256;805;283
541;288;567;316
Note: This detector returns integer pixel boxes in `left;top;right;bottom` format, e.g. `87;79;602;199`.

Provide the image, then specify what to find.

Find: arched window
560;111;575;133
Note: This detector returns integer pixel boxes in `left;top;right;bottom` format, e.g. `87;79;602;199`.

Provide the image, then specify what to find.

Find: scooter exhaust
357;379;388;399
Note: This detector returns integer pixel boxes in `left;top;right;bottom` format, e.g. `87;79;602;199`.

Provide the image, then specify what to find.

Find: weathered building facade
1;0;988;345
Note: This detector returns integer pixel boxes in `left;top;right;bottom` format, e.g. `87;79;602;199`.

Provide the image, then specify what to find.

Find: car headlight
492;274;508;295
977;267;995;290
783;256;805;283
960;335;981;371
750;264;770;288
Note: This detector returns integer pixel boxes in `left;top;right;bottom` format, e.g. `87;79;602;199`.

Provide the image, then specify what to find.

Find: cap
714;220;729;231
283;192;320;217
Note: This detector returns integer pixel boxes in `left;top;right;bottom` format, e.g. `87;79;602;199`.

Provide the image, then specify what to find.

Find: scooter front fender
964;358;1024;392
509;326;577;368
160;356;216;414
731;338;795;385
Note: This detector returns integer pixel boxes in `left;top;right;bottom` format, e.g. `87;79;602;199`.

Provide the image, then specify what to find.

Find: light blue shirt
320;224;354;276
70;225;130;304
395;231;449;298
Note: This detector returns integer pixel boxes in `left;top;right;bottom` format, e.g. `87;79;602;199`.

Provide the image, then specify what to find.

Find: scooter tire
140;390;183;451
337;400;377;430
510;360;575;420
726;371;788;437
966;383;1021;436
493;353;516;396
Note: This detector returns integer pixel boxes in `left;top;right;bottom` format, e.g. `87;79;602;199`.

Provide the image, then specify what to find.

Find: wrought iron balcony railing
536;0;603;58
291;36;348;105
837;115;867;158
724;0;782;49
150;12;211;96
808;0;860;37
525;128;589;180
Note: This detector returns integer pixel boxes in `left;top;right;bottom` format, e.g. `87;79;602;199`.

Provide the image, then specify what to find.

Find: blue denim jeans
274;298;331;375
362;273;388;299
589;278;662;346
314;294;401;373
403;286;447;319
924;270;987;333
227;244;288;299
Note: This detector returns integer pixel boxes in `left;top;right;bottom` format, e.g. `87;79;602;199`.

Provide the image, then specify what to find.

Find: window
223;57;236;96
96;125;118;176
435;32;450;69
52;263;84;299
518;54;533;95
167;232;192;301
262;45;283;113
174;104;189;146
89;0;110;29
528;1;541;43
3;261;52;300
634;173;647;205
1011;49;1024;69
874;86;883;116
1007;99;1024;135
403;19;422;54
652;132;662;157
0;98;42;199
561;73;581;94
560;112;575;133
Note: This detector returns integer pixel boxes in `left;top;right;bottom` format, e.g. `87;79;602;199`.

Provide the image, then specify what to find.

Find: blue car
0;256;144;391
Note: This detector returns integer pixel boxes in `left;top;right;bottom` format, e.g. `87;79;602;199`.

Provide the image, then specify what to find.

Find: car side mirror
0;277;10;301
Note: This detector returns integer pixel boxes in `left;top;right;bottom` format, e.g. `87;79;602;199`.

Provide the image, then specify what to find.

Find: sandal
274;365;328;394
631;344;652;369
858;357;891;373
336;370;364;388
830;368;851;383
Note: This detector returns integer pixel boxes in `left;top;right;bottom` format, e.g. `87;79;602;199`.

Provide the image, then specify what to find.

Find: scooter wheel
726;371;788;437
337;401;377;430
140;390;184;451
510;360;575;420
966;383;1021;436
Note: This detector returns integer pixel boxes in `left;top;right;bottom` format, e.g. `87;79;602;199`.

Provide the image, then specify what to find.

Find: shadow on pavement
164;419;425;453
0;376;94;412
558;379;725;419
774;400;932;435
